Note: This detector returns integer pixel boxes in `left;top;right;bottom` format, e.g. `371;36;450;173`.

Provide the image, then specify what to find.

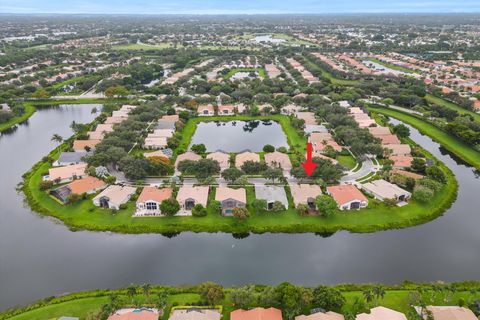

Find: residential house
385;144;411;156
151;129;174;138
421;306;477;320
112;110;130;118
254;185;289;210
391;169;424;180
206;151;230;171
215;187;246;215
356;307;407;320
176;186;209;214
379;134;401;145
93;185;137;210
281;104;302;115
218;105;235;115
175;151;202;168
87;131;105;140
47;163;87;184
296;112;317;125
264;151;292;171
309;132;342;154
144;149;173;159
290;184;322;210
296;311;344;320
161;114;179;123
156;120;176;130
0;103;11;112
362;179;411;202
108;308;159;320
144;136;168;150
51;176;106;203
198;104;215;116
389;155;414;169
235;151;260;168
73;139;100;152
231;307;283;320
135;187;173;216
368;126;392;136
326;184;368;210
169;308;221;320
53;151;87;167
105;116;125;124
95;123;114;133
304;124;328;135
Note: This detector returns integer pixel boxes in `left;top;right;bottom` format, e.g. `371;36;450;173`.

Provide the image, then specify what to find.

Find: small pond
189;120;288;152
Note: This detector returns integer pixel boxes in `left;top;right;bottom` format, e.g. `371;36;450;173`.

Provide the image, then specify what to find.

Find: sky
1;0;479;14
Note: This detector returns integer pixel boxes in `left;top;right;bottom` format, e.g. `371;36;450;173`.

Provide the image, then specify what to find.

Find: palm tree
363;289;374;305
141;283;151;303
156;290;169;314
372;285;386;306
51;134;63;155
126;284;137;304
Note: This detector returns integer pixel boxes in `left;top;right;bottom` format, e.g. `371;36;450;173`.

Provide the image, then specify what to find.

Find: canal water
0;106;479;310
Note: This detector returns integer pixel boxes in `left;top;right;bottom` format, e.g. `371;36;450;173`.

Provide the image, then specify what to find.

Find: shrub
39;180;53;191
192;204;207;217
426;165;446;183
119;203;128;210
160;198;180;216
208;200;221;214
263;144;275;153
271;201;286;212
413;186;434;203
276;146;288;153
297;203;309;216
233;207;250;219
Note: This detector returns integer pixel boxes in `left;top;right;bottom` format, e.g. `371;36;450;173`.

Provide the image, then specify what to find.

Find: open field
367;105;480;170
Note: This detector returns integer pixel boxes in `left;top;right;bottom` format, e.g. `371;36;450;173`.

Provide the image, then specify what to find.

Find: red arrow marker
302;142;317;177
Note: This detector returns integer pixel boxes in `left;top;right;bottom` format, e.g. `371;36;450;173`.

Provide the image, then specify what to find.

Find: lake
189;120;289;152
0;106;479;311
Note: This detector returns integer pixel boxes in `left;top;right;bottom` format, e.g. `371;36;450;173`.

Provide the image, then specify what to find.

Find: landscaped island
1;282;479;320
21;99;457;235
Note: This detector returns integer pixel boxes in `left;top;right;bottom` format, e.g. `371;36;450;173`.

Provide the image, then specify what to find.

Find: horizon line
1;12;480;15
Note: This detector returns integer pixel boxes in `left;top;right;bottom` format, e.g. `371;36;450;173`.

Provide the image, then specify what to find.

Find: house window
203;110;209;114
225;200;236;208
145;202;157;210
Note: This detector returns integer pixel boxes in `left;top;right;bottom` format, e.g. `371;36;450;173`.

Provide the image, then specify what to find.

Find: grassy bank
0;104;35;133
367;105;480;170
2;283;479;320
366;57;419;74
425;94;480;122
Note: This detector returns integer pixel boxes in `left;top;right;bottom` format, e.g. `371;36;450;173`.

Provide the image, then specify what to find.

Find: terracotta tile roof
175;152;202;166
137;187;172;204
389;155;414;168
95;123;114;133
379;134;401;145
296;311;344;320
231;307;283;320
235;151;260;168
176;186;209;206
161;115;179;122
215;187;246;203
108;310;159;320
290;184;322;207
67;176;106;194
264;151;292;169
327;184;367;206
385;144;411;156
368;126;391;136
73;139;101;151
206;151;230;169
356;307;407;320
426;306;477;320
87;131;105;140
391;169;423;180
49;163;87;181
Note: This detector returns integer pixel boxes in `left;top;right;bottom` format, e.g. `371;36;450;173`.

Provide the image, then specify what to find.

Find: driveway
341;158;379;183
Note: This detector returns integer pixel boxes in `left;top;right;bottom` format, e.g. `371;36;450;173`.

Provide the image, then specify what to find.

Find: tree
273;283;312;319
230;285;257;309
141;284;152;303
192;204;207;217
426;165;446;183
263;167;283;183
251;199;267;213
221;167;244;183
191;143;206;154
411;158;426;173
363;289;374;305
413;186;434;203
160;198;180;216
126;284;138;303
315;195;337;218
156;290;169;311
312;285;346;312
393;124;410;138
372;286;386;306
263;144;275;153
51;134;63;155
199;282;224;305
241;161;268;174
233;207;250;219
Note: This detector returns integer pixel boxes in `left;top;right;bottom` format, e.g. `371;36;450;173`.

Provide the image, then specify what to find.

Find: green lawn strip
301;56;361;86
224;68;266;79
337;155;357;170
365;57;419;74
425;94;480;122
3;287;478;320
0;104;35;133
367;105;480;170
50;75;101;90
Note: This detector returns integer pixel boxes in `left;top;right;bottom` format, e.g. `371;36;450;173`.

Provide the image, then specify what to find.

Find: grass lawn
425;94;480;122
337;155;357;170
0;104;36;133
51;75;101;90
367;105;480;170
365;57;419;74
302;56;362;86
224;68;267;79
